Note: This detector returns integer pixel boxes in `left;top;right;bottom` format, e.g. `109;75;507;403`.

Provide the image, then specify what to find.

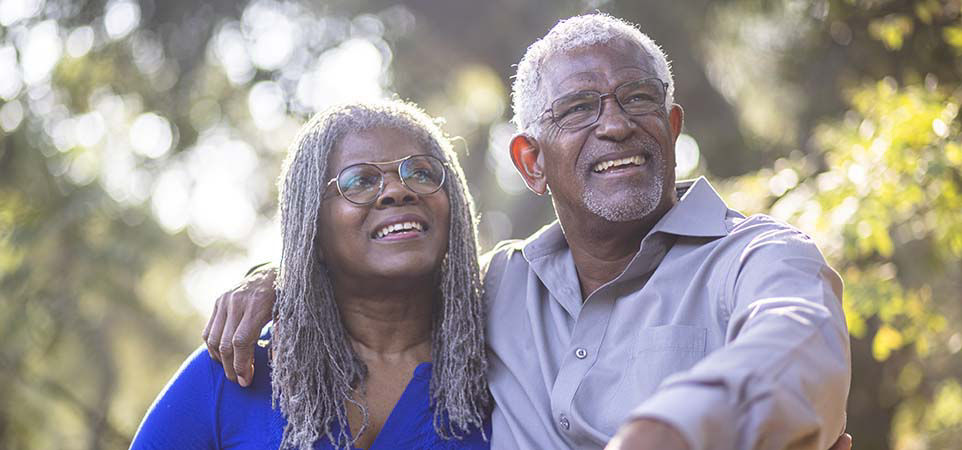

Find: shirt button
559;415;570;430
574;348;588;359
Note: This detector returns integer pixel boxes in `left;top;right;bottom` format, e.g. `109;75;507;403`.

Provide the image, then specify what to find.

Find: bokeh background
1;0;960;448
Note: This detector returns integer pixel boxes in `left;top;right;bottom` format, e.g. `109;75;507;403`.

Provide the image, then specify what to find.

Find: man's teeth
374;221;424;239
592;155;646;173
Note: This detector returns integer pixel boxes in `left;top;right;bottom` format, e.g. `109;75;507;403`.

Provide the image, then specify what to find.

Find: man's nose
374;173;417;207
593;95;636;141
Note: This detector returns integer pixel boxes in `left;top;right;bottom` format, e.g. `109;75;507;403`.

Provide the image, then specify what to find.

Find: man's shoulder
486;239;526;257
480;239;527;285
726;213;813;242
721;213;827;264
481;239;526;267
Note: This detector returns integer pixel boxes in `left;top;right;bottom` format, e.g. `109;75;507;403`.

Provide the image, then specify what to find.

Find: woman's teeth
592;155;646;173
374;221;424;239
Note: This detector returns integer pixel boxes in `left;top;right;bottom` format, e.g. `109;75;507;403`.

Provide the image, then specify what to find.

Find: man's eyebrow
556;67;653;92
553;74;602;99
560;71;603;82
556;72;602;89
613;66;653;76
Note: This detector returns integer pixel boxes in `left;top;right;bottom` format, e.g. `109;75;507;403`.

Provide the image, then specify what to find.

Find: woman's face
316;126;451;285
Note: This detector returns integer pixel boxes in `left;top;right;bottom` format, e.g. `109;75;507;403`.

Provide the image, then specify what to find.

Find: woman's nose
374;173;417;207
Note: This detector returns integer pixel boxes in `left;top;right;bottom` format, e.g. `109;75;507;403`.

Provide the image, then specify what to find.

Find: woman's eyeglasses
325;154;447;205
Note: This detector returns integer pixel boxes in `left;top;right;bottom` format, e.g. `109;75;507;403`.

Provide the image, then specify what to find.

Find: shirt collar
521;176;731;261
654;176;731;238
521;220;567;261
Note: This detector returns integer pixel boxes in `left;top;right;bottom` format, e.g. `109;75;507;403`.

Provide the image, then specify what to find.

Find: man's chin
583;182;664;223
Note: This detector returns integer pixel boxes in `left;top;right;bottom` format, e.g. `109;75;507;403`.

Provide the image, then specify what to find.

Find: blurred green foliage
1;0;960;448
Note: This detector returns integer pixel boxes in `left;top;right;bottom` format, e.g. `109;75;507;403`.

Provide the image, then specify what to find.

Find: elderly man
203;14;851;450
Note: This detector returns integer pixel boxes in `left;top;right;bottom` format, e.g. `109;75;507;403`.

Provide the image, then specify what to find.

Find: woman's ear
312;219;325;263
509;134;548;195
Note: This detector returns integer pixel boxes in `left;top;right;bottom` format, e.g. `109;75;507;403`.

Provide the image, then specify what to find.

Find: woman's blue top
130;332;490;449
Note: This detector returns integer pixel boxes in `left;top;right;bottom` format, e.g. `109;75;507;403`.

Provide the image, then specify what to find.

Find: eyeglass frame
323;153;448;205
539;77;670;131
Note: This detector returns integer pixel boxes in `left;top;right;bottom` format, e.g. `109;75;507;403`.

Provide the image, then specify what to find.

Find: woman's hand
202;265;278;387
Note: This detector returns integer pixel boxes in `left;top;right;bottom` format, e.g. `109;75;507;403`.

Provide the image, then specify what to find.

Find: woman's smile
371;214;429;241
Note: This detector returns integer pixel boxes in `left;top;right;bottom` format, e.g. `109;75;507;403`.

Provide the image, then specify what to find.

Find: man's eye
623;93;655;104
559;101;595;117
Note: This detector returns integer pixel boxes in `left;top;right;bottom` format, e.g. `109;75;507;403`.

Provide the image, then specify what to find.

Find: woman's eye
411;168;434;181
344;175;376;189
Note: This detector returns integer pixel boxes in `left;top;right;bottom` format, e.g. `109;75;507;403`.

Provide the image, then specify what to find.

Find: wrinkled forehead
541;38;659;98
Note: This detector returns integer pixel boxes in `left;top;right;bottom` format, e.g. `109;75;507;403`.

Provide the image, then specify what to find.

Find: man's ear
509;134;547;195
668;104;684;144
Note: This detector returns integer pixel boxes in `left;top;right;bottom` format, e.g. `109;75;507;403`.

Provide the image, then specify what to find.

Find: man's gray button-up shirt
482;177;851;450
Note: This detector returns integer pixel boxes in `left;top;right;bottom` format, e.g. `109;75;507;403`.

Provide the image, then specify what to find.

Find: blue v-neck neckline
357;362;433;449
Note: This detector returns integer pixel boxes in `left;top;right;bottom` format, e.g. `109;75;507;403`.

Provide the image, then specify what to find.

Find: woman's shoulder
130;347;223;448
171;345;221;387
131;330;280;449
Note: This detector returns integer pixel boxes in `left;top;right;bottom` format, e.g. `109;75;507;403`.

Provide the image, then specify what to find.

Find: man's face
536;38;678;223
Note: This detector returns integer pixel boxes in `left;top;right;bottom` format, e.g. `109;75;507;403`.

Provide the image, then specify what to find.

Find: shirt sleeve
630;222;851;450
130;346;219;450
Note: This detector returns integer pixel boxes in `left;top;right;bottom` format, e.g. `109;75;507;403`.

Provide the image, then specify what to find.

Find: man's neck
556;203;670;299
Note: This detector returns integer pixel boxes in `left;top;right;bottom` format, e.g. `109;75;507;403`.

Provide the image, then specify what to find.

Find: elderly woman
131;101;491;449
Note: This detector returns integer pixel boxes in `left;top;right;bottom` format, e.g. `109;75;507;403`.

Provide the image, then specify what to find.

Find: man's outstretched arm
202;264;277;387
606;419;851;450
609;224;852;450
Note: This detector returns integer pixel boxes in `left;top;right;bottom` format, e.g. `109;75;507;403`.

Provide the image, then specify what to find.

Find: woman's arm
130;347;219;449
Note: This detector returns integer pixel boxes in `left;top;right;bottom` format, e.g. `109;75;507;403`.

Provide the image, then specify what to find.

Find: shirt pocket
629;325;708;384
600;325;708;428
634;324;708;355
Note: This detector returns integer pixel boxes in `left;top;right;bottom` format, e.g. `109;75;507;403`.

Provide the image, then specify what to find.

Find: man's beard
582;143;665;222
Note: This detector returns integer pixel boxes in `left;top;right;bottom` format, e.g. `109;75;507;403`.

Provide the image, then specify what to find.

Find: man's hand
202;265;277;387
830;433;853;450
604;418;689;450
604;418;853;450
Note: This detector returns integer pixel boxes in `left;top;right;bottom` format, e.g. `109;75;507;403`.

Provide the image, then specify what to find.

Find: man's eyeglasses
542;78;668;130
324;154;447;205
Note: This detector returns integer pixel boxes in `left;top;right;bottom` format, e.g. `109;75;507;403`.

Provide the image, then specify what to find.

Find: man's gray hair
511;13;675;135
272;100;490;449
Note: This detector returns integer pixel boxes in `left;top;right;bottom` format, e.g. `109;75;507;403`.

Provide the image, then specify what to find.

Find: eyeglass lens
551;78;665;129
337;155;445;204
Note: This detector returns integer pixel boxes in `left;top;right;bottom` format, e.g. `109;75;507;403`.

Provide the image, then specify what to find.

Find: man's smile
591;154;648;173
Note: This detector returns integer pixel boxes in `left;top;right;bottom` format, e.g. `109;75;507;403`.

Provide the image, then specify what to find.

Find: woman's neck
334;286;435;362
